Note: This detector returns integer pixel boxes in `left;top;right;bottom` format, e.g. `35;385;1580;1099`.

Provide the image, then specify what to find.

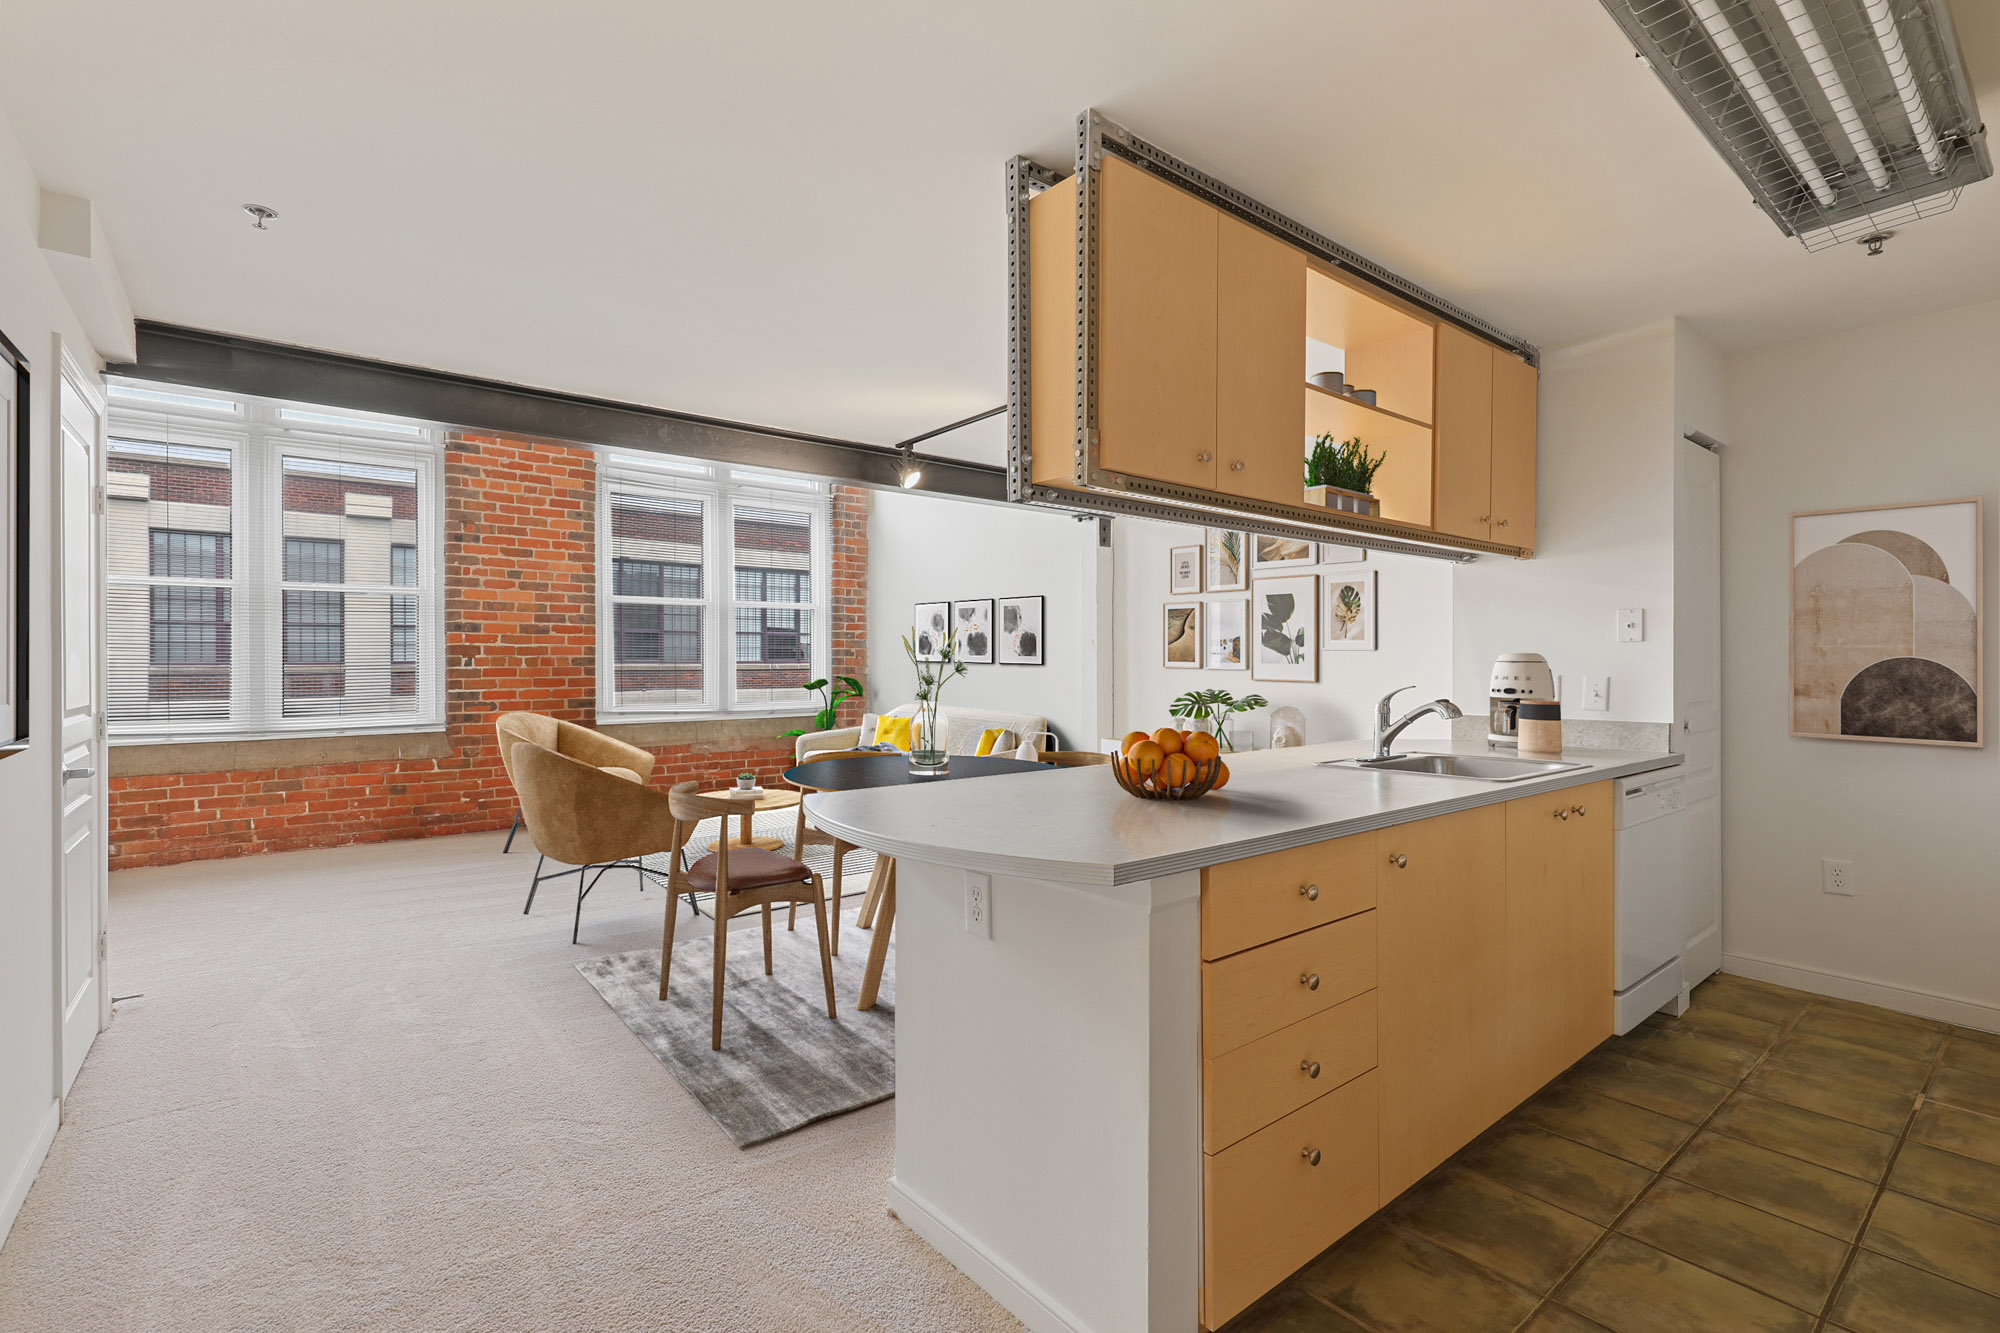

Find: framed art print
1205;597;1248;671
996;595;1044;665
1164;600;1201;668
1169;544;1202;595
1253;533;1315;570
913;601;950;662
1324;569;1376;651
952;598;995;663
1252;575;1318;683
1790;498;1983;746
1205;528;1247;593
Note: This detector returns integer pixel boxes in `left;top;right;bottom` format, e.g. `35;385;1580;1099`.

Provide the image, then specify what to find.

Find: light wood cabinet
1201;912;1376;1057
1490;349;1539;547
1217;214;1307;507
1432;324;1494;542
1202;1070;1378;1329
1205;990;1377;1154
1504;782;1614;1103
1200;830;1376;961
1375;803;1510;1200
1095;155;1217;491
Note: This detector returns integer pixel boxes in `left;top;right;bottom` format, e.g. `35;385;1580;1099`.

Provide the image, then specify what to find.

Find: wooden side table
698;787;801;852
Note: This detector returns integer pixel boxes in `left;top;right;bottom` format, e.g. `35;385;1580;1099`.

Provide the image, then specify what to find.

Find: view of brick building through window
106;431;870;870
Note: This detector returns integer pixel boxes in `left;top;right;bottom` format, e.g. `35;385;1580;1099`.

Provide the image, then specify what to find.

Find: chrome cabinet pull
1301;1147;1321;1166
1196;450;1213;464
1300;883;1319;902
1229;459;1245;471
1387;853;1407;868
1300;972;1320;991
1496;518;1510;527
1572;805;1587;817
1554;807;1570;821
1302;1059;1321;1079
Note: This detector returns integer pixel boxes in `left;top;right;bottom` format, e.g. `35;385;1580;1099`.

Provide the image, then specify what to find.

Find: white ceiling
4;0;1997;464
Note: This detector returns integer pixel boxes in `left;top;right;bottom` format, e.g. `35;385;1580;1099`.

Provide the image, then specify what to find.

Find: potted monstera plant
779;676;866;741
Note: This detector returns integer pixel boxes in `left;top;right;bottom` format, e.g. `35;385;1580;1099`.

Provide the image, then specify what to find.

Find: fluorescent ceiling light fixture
1600;0;1990;249
277;407;428;437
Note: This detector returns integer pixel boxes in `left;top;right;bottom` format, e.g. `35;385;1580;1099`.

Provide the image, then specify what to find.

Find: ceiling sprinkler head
243;204;279;230
1861;232;1891;257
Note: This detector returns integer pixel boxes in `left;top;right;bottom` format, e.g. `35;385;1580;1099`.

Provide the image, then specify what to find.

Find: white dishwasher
1613;772;1686;1034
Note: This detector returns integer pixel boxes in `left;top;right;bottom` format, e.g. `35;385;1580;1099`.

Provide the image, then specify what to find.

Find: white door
1674;438;1722;990
55;351;108;1094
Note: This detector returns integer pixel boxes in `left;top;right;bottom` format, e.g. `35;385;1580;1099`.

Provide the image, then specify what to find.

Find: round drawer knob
1496;518;1510;527
1300;883;1319;902
1388;853;1407;868
1302;1059;1322;1079
1196;450;1213;463
1573;805;1587;817
1302;1147;1322;1166
1300;972;1320;991
1556;808;1570;820
1230;460;1245;471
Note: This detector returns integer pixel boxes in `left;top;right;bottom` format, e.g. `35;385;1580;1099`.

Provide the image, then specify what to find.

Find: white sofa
793;703;1051;763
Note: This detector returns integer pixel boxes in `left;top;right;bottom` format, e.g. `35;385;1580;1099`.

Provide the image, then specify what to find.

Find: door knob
1300;972;1320;991
1196;450;1213;463
1300;883;1319;901
1302;1059;1322;1079
1301;1147;1322;1166
1387;853;1407;868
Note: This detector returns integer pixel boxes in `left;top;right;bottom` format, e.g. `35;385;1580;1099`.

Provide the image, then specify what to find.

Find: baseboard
0;1099;60;1250
1723;953;2000;1034
885;1176;1094;1333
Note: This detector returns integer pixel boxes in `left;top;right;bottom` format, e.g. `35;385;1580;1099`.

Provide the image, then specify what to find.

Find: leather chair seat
686;848;812;893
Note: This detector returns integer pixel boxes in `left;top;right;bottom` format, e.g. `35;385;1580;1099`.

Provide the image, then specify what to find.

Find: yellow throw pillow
874;715;915;752
975;727;1006;757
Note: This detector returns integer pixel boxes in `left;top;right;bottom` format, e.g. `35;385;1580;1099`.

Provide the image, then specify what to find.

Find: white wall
1721;299;2000;1021
867;488;1103;748
1114;517;1456;748
0;110;99;1244
1453;319;1680;724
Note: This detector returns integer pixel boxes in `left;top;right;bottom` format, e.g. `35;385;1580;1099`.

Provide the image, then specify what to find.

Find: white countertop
807;739;1683;887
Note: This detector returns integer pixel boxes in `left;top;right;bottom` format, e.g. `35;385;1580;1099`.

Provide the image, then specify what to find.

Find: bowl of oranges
1111;727;1230;801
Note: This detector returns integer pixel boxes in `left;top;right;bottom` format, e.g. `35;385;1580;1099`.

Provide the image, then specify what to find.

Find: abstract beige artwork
1791;498;1983;747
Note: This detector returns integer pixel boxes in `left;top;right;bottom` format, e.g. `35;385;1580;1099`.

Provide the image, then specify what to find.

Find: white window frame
596;454;831;722
104;385;446;743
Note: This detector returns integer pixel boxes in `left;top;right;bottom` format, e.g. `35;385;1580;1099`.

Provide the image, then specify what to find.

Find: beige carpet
0;831;1018;1333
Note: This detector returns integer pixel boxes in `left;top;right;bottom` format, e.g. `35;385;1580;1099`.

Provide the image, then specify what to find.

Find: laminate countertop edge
806;743;1684;890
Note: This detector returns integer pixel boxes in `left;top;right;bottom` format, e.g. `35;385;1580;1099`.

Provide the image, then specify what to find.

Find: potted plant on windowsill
1304;434;1386;516
779;676;865;740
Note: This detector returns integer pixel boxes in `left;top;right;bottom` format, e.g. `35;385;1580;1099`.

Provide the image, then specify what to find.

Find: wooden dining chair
661;782;837;1050
1042;750;1113;767
784;747;878;953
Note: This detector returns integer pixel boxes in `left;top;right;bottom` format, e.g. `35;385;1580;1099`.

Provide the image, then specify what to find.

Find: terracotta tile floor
1226;974;2000;1333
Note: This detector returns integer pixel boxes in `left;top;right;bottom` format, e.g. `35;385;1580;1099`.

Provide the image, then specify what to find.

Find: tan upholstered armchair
510;738;680;944
496;710;654;874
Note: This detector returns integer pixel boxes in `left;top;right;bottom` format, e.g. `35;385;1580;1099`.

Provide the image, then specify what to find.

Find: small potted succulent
1304;434;1386;515
735;770;758;792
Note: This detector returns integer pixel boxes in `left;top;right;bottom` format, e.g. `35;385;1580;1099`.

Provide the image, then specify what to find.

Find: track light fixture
896;444;922;489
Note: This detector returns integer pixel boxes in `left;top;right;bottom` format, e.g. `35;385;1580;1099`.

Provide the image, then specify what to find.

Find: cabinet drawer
1203;911;1376;1057
1204;990;1377;1153
1202;831;1377;960
1202;1070;1379;1329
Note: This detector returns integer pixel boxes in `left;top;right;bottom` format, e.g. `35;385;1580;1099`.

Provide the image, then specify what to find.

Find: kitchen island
809;738;1682;1333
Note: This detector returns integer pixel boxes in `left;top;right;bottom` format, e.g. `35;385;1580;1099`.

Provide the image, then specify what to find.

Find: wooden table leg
857;857;895;1011
857;856;887;928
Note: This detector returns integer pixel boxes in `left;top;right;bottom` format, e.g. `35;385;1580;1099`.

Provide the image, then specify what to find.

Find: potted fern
1304;434;1386;515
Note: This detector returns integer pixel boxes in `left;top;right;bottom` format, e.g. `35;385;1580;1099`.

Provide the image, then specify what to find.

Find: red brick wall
107;437;872;870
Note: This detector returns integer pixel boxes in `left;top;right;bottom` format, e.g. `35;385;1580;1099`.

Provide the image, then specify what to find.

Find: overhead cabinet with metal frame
1020;118;1540;559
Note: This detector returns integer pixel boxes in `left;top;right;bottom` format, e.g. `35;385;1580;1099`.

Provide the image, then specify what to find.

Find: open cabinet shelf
1304;384;1433;529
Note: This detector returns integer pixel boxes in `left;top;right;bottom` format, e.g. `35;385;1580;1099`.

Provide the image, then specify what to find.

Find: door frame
50;337;109;1101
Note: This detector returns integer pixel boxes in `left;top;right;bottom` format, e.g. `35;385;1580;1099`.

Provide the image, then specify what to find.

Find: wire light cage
1601;0;1991;250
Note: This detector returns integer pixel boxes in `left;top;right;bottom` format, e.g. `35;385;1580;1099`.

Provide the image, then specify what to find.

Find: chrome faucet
1370;686;1464;761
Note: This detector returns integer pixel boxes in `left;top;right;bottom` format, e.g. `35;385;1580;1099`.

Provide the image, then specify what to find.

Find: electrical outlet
1822;858;1855;896
1584;677;1610;711
965;871;992;938
1618;609;1645;643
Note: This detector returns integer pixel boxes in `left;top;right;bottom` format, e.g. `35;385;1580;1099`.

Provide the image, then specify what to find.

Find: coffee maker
1488;653;1556;746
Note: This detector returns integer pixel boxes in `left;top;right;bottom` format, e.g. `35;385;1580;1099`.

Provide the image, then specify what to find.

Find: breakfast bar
809;738;1683;1333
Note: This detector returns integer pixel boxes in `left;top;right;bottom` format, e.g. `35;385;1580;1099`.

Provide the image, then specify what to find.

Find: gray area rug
576;909;895;1148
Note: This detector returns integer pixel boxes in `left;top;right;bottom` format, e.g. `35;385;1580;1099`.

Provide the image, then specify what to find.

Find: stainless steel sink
1322;753;1590;782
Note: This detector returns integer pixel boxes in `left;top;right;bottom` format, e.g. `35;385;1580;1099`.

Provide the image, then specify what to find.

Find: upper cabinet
1027;155;1538;555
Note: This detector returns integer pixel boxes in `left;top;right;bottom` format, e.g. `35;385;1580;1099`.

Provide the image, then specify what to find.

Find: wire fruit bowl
1110;752;1224;801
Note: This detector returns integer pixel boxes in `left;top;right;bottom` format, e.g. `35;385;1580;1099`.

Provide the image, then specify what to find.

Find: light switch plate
1584;677;1610;711
1618;609;1645;643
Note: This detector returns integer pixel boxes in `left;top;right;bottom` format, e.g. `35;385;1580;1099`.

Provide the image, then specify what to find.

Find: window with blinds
599;456;828;718
104;382;443;742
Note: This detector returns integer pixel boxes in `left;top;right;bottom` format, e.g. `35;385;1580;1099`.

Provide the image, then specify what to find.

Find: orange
1126;739;1166;773
1210;760;1230;790
1162;753;1196;788
1151;727;1184;756
1182;731;1219;763
1120;730;1151;755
